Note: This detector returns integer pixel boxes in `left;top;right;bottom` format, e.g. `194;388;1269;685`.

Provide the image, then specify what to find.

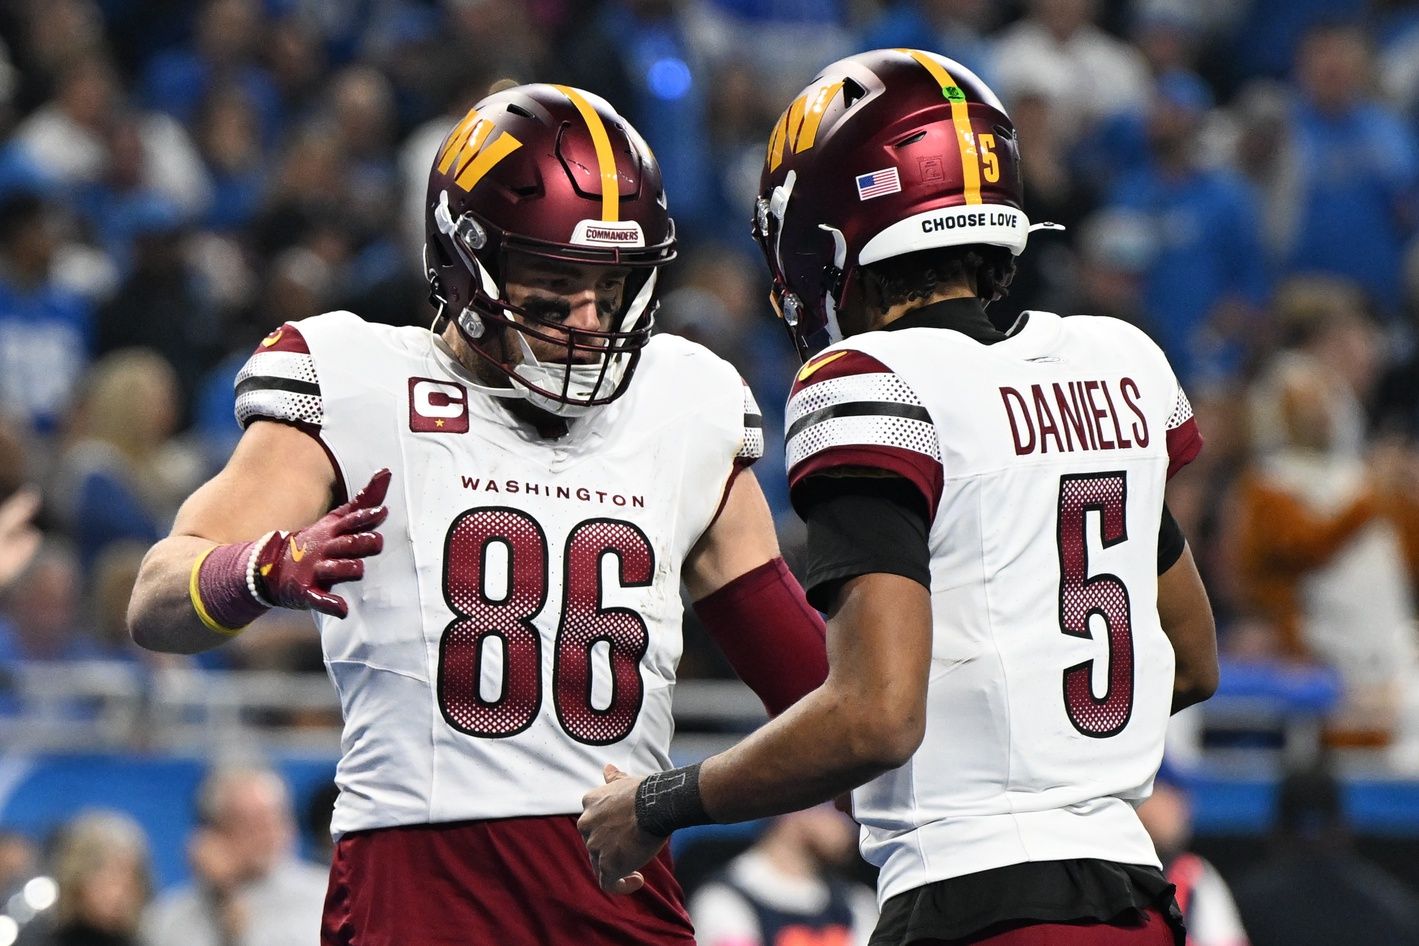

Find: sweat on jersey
784;309;1201;907
234;312;762;837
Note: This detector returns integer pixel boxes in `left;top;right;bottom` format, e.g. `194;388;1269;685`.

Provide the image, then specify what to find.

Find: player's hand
0;487;41;591
578;764;661;895
254;469;391;618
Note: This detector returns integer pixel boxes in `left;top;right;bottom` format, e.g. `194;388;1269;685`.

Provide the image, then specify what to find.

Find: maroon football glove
253;469;391;618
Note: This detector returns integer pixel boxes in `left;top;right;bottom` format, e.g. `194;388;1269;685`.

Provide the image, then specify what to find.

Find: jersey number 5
1056;472;1134;738
436;507;654;746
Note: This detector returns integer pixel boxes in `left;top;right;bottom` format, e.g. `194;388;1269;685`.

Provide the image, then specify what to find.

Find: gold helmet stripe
795;79;844;155
454;129;522;192
768;110;789;172
901;49;982;205
767;78;845;173
554;84;621;222
437;108;482;174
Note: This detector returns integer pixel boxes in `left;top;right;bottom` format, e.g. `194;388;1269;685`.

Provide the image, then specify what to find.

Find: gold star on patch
435;418;445;428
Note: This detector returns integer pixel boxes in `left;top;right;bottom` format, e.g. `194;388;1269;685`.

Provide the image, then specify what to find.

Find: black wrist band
634;762;712;837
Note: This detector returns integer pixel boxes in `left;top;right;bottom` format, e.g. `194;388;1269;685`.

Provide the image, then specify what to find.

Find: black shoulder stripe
235;375;321;397
786;401;931;441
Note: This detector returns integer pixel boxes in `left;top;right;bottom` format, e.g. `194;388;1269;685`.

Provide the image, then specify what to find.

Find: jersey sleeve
736;380;764;467
785;348;944;518
1165;383;1202;479
234;323;324;431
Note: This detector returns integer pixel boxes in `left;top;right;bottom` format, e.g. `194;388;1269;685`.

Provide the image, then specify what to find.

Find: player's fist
254;469;391;618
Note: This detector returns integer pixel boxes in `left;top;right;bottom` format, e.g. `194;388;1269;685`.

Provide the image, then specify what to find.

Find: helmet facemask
422;84;676;419
428;189;668;417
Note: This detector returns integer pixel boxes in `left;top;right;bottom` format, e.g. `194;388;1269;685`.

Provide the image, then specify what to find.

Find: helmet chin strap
510;331;613;418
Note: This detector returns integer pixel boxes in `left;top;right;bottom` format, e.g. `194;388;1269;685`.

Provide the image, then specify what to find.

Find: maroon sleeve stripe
1166;417;1202;479
789;444;945;519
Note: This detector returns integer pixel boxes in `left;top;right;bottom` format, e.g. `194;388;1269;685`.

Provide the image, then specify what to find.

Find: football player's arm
697;567;931;812
580;474;931;891
690;474;932;816
582;569;930;892
682;469;828;716
128;421;343;654
1157;505;1218;713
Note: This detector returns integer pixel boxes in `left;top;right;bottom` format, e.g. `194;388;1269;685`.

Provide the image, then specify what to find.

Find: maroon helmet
424;83;676;415
752;49;1038;360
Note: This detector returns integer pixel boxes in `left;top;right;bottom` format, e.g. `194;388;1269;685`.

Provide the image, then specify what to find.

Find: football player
127;84;830;946
580;49;1220;946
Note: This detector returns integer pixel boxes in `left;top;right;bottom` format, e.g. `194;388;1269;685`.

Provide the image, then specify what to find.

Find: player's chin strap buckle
1029;221;1067;233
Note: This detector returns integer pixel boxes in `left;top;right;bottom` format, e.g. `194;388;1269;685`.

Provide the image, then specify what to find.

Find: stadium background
0;0;1418;939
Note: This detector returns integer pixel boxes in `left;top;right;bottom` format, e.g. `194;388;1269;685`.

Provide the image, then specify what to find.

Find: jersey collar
882;296;1008;345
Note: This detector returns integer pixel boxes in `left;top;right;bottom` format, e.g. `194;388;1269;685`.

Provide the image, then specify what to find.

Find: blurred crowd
0;0;1418;764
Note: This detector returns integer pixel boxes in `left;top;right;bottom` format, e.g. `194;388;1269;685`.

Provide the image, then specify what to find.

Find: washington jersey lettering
786;311;1200;905
236;312;762;837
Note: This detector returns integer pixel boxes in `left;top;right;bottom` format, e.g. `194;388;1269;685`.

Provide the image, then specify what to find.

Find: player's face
503;258;631;364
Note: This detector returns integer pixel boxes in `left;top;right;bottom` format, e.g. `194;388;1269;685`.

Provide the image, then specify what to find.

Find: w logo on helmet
766;78;845;172
436;107;524;194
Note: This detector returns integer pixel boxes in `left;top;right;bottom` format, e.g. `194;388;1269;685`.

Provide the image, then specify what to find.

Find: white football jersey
785;311;1202;905
235;312;762;837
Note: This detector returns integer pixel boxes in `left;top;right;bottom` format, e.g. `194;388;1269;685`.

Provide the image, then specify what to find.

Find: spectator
689;805;876;946
0;191;95;434
0;829;38;898
5;0;107;117
12;53;209;217
1106;70;1269;382
1232;765;1419;946
140;766;327;946
11;52;117;189
1136;764;1250;946
19;810;151;946
859;0;998;81
1280;22;1419;315
92;203;221;402
1061;207;1154;330
1224;80;1302;262
0;541;104;664
990;0;1150;147
1233;286;1419;758
1225;0;1367;87
52;350;203;573
139;0;281;145
194;86;266;233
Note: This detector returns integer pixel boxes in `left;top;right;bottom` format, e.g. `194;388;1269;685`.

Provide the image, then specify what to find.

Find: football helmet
424;84;676;416
752;48;1045;360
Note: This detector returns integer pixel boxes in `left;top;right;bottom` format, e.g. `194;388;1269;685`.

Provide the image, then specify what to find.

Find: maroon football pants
321;814;695;946
909;906;1181;946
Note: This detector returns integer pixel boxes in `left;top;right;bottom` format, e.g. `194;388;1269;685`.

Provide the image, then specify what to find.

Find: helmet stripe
768;110;789;171
553;85;621;222
767;78;844;172
436;108;481;173
454;129;522;192
901;49;982;205
795;79;844;154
